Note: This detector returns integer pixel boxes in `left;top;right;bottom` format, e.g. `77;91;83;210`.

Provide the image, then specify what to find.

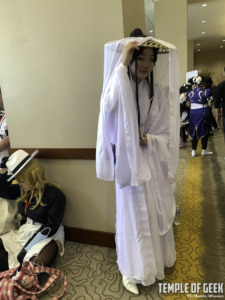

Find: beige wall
194;49;225;86
121;0;145;37
154;0;188;85
0;0;123;148
40;159;116;232
0;0;125;233
188;40;194;72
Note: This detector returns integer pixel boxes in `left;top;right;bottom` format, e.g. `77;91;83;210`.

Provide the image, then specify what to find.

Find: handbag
203;106;211;127
0;261;67;300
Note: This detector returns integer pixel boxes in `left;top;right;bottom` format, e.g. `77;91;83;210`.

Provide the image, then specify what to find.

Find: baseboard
64;226;116;249
8;148;96;160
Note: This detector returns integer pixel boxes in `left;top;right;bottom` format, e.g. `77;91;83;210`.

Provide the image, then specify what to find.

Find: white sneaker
122;275;139;295
192;150;196;157
201;150;213;156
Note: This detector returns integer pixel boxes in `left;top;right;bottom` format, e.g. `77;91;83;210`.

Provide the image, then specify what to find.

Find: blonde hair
16;159;62;209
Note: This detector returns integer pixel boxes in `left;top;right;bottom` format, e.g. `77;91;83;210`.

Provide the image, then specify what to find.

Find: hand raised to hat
0;156;9;174
0;156;9;169
122;41;140;67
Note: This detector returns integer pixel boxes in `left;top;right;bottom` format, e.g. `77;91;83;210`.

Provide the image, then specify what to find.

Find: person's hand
122;42;139;67
216;114;221;124
215;108;221;124
139;132;147;146
0;156;8;169
0;156;9;174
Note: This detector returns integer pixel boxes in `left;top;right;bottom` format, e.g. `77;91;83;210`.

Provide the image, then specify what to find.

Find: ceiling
145;0;225;52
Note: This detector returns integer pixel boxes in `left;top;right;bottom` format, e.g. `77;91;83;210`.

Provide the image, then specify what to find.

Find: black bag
203;114;211;127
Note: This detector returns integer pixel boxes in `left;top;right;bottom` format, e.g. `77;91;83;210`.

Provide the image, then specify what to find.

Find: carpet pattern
39;131;225;300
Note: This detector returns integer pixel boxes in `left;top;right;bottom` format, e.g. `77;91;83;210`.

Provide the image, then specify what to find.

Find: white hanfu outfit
96;37;180;286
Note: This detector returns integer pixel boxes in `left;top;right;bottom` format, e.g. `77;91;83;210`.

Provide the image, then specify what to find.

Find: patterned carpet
40;130;225;300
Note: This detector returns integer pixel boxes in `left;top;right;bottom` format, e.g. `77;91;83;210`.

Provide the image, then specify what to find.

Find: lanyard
24;192;36;215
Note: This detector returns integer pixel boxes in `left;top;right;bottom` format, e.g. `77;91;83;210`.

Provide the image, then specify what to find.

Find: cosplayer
0;87;10;159
186;76;213;157
0;149;66;271
0;87;17;235
96;29;180;294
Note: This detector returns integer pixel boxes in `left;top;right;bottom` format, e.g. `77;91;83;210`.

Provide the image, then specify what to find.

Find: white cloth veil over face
96;36;180;187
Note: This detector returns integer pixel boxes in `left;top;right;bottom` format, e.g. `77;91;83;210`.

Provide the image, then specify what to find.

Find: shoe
192;150;196;157
122;275;139;295
179;141;186;148
201;149;213;156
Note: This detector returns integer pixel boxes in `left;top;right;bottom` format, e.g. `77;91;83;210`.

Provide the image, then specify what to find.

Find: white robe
97;63;177;286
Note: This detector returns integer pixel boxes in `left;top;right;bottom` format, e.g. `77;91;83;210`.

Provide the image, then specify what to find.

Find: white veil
96;36;180;185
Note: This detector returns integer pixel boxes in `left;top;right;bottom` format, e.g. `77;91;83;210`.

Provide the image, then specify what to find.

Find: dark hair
129;28;156;129
130;28;158;63
203;76;213;89
130;28;147;38
188;77;194;85
185;84;191;91
179;86;186;94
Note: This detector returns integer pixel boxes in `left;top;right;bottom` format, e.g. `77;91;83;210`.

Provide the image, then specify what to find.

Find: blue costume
186;87;213;139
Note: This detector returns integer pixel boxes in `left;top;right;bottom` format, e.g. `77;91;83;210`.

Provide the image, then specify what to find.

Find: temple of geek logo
158;283;224;294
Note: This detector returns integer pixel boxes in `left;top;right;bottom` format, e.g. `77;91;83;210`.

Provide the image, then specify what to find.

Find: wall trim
65;226;116;249
8;148;96;160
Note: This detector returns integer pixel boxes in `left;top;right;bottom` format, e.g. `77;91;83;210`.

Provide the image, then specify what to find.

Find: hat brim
7;149;39;182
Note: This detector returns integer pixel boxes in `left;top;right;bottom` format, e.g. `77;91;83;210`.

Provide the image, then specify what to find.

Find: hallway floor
41;130;225;300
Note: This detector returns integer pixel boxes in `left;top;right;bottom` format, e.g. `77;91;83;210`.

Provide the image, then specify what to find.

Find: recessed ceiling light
202;3;207;7
202;20;206;23
202;32;206;34
198;49;200;52
197;43;200;46
220;46;224;48
149;30;153;33
223;40;225;42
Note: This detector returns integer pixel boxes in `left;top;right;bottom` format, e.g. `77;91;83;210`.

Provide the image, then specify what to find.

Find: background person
0;87;17;237
203;76;219;134
0;87;10;159
179;85;190;148
186;76;213;157
215;80;225;135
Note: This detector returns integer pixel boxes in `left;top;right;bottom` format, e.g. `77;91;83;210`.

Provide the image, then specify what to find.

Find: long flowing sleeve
96;63;151;188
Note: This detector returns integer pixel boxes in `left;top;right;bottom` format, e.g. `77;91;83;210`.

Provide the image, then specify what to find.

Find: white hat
6;149;39;182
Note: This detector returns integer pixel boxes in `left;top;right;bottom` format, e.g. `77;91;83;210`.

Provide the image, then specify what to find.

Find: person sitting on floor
0;149;66;272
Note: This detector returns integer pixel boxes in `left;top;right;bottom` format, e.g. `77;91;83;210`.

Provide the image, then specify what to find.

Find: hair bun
130;28;146;37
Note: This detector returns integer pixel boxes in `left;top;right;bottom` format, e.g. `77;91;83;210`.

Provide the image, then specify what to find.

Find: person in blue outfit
186;76;213;157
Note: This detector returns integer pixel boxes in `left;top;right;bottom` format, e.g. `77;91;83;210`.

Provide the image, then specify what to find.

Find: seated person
0;88;17;236
0;149;66;271
0;87;10;157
